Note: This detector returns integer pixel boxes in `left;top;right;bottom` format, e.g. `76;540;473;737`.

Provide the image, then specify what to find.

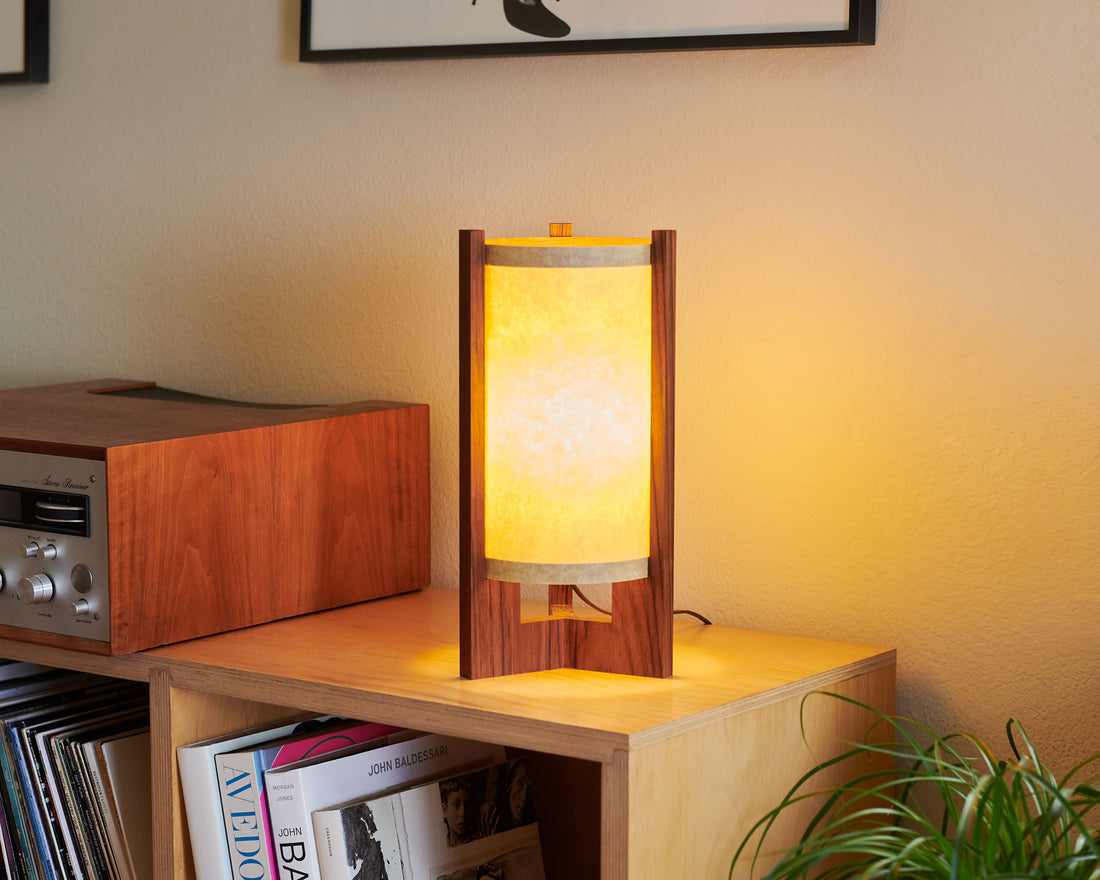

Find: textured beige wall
2;2;1097;774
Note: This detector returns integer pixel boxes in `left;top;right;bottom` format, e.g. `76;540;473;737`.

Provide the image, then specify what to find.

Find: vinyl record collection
0;660;150;880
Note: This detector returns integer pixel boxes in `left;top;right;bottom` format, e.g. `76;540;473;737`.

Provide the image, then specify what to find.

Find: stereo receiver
0;379;430;654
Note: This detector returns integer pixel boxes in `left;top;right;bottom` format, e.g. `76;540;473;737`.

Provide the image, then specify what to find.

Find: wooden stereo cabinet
0;589;895;880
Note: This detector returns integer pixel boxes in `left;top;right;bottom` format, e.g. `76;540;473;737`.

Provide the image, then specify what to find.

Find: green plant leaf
730;693;1100;880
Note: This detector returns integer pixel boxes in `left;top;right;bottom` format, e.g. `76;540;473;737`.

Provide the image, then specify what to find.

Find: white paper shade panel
482;237;652;585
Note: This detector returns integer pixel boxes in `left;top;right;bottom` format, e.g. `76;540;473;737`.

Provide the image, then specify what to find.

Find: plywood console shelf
0;589;896;880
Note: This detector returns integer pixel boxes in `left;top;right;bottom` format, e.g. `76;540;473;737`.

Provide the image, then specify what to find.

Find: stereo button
16;573;54;605
72;564;93;593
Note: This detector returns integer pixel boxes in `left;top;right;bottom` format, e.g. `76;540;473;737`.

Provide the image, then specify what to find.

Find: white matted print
0;0;24;74
301;0;875;60
0;0;46;83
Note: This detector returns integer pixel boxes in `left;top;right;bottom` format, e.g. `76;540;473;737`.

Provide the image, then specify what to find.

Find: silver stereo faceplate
0;451;110;641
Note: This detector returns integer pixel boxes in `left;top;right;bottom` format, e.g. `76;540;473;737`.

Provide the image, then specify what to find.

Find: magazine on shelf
313;756;544;880
215;718;404;880
178;715;339;880
265;732;507;880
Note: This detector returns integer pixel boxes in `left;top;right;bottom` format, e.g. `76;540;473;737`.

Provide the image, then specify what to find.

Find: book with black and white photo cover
178;715;339;880
264;732;507;880
312;757;544;880
215;719;404;880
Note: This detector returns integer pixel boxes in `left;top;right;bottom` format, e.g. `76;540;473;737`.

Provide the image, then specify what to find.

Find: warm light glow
483;237;652;584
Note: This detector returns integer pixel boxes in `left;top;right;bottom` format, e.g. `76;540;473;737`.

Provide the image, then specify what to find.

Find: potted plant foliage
731;694;1100;880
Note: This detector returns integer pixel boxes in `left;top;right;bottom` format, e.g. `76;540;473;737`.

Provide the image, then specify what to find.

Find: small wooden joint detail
547;584;574;613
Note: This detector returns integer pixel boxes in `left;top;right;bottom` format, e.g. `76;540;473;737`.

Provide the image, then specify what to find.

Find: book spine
216;753;273;880
310;807;352;880
265;770;311;880
178;745;235;880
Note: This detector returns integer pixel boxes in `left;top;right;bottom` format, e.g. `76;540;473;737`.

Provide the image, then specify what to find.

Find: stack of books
180;715;546;880
0;659;151;880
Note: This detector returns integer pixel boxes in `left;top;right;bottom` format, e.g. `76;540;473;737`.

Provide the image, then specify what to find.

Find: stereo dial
34;500;85;525
16;573;54;605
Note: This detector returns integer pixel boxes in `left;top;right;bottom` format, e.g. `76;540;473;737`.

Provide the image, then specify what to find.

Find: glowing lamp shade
460;226;675;679
484;238;652;586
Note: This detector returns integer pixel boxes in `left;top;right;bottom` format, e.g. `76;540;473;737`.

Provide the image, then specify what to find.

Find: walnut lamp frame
460;225;675;678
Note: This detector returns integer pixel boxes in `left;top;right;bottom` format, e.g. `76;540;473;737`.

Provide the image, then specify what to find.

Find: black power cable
570;586;712;625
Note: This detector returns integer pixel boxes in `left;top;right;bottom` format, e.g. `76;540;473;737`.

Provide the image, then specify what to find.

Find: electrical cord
570;586;712;625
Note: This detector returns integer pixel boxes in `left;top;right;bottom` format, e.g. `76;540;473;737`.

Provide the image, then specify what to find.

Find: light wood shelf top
0;635;154;682
145;589;894;762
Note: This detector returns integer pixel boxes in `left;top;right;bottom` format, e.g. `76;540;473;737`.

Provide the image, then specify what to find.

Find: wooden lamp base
462;579;672;678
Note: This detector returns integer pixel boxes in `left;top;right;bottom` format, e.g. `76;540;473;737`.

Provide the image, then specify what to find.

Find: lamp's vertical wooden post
461;227;538;678
649;228;676;677
459;228;488;680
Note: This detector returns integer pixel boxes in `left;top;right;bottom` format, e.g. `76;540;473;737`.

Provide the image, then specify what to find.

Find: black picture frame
0;0;47;84
300;0;875;63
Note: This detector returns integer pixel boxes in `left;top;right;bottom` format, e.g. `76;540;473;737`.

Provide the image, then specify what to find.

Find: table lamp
460;224;675;678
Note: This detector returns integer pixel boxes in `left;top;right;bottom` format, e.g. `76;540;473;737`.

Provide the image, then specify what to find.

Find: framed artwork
301;0;875;62
0;0;47;84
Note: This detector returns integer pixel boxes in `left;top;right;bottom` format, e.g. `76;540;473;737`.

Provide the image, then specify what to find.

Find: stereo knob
16;573;54;605
72;598;92;617
21;541;57;560
0;568;5;591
